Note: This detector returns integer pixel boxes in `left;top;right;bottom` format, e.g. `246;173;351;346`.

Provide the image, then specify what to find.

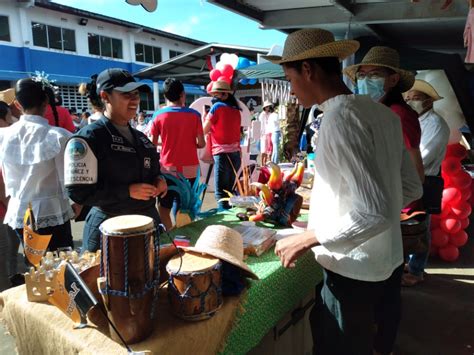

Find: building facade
0;0;206;112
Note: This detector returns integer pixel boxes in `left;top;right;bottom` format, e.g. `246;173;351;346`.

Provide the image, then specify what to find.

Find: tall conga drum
98;215;160;344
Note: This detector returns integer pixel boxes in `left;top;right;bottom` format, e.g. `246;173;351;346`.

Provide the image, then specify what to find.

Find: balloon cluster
431;143;472;262
206;54;258;93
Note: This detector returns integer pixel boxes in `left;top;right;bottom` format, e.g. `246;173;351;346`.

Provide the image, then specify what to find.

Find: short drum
166;252;223;321
98;215;160;344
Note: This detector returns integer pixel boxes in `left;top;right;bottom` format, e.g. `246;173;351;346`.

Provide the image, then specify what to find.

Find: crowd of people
0;27;455;354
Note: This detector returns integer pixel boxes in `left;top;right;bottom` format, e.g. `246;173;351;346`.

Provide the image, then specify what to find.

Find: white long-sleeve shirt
308;95;422;282
0;115;74;229
418;109;450;176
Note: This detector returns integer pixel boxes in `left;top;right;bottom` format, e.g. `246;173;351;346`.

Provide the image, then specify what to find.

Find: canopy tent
134;43;268;85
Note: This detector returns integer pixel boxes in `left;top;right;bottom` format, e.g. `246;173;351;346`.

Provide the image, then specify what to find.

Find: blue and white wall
0;2;205;111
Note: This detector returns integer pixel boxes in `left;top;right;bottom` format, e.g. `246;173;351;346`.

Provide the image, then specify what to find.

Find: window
31;22;76;51
0;16;10;42
169;50;183;58
139;91;154;111
88;33;123;59
57;85;89;113
135;43;162;64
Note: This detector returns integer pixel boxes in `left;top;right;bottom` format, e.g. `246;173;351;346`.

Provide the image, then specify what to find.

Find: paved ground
1;193;473;354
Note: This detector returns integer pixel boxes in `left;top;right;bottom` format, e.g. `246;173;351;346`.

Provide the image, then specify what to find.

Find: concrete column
153;81;159;110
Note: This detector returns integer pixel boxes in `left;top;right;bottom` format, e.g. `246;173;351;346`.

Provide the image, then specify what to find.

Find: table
0;211;322;354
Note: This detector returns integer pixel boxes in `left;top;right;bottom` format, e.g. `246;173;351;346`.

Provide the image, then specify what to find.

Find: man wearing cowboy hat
270;29;422;354
402;80;449;286
344;46;425;182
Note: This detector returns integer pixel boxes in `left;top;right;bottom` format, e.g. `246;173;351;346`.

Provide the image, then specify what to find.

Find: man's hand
274;230;318;268
154;177;168;198
129;183;158;200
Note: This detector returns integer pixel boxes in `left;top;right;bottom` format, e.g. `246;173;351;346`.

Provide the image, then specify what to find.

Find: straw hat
180;225;258;279
343;46;415;92
262;100;273;109
405;79;443;101
209;80;233;94
0;88;15;105
262;28;359;64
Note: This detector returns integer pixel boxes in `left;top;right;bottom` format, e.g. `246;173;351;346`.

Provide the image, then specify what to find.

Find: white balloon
228;54;239;69
215;61;225;71
219;53;231;65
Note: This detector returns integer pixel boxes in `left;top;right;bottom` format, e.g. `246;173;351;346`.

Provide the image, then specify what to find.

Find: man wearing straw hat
0;88;20;124
269;29;422;354
402;80;449;286
344;46;425;183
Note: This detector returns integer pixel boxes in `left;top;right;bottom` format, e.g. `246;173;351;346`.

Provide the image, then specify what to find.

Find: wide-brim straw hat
0;88;15;105
209;80;233;94
262;28;360;64
405;79;443;101
180;225;258;279
262;100;273;108
343;46;415;92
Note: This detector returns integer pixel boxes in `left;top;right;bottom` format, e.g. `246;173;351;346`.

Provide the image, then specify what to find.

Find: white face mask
407;100;427;114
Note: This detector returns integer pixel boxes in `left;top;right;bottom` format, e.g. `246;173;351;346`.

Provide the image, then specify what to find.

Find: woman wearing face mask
65;68;167;252
344;46;425;184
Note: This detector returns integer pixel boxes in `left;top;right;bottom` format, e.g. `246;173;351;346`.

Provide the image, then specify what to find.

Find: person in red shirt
150;78;205;229
203;80;242;210
43;93;75;132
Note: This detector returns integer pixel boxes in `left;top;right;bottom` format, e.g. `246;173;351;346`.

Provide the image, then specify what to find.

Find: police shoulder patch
64;137;98;186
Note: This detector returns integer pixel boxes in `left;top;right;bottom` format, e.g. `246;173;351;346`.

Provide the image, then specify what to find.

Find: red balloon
438;245;459;262
460;218;470;230
440;218;462;234
217;75;231;84
441;157;462;176
209;69;222;81
451;171;472;190
450;201;472;219
206;82;214;93
460;187;472;202
221;64;234;78
446;143;467;160
440;204;453;218
431;228;449;248
442;187;461;204
449;230;468;247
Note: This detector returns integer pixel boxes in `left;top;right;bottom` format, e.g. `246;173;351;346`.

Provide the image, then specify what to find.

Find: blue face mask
356;77;386;102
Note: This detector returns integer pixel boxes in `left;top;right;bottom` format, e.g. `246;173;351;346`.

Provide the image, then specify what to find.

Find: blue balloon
249;61;257;67
248;78;257;85
239;78;249;85
236;57;246;70
241;58;250;69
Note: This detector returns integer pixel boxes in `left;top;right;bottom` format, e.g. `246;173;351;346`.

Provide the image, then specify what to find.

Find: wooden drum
166;252;223;321
98;215;160;344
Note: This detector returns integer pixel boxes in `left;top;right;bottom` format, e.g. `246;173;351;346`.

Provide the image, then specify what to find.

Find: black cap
95;68;150;95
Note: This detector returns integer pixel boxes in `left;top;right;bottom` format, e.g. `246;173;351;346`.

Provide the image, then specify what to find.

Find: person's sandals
401;272;424;287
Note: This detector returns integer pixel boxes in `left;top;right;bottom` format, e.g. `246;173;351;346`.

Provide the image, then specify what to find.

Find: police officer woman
65;68;167;252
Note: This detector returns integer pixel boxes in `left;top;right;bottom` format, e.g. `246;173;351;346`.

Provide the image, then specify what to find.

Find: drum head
167;252;220;274
100;215;154;236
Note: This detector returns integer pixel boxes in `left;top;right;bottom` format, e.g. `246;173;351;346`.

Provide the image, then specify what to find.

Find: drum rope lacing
167;262;223;319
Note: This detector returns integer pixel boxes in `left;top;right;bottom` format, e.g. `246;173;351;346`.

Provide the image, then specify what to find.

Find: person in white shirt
258;101;273;165
269;29;422;354
268;107;281;163
0;78;76;253
403;80;450;286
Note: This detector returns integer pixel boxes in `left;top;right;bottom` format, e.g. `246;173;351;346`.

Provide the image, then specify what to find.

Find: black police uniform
65;116;162;252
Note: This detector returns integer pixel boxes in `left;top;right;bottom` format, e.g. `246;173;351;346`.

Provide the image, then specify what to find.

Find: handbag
400;211;429;256
422;175;444;214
